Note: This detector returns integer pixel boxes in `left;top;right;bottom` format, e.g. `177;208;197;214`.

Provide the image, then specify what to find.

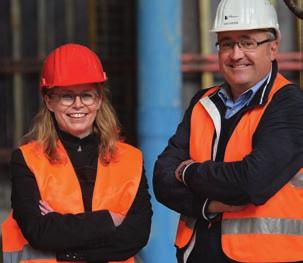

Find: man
153;0;303;262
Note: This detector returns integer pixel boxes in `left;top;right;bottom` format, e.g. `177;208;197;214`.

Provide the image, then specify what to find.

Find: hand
175;159;195;182
207;200;246;213
39;200;54;215
109;211;126;227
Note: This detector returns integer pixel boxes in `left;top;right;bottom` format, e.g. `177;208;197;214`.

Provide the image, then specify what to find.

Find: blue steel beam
137;0;181;262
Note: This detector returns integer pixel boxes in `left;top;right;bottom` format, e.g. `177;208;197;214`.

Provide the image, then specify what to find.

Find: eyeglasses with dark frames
215;38;274;52
48;91;100;106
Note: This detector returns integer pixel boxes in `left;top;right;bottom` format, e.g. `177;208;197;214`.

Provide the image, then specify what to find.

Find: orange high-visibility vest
175;74;303;262
2;140;142;263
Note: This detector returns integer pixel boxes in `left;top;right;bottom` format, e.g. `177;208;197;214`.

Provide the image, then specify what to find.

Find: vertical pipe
11;0;23;146
137;1;181;262
65;0;74;43
88;0;97;51
37;0;47;108
38;0;47;59
199;0;213;87
47;0;55;51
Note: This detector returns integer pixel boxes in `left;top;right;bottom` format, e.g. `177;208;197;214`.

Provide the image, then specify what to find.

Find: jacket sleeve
153;89;209;218
56;170;152;262
11;149;116;251
184;85;303;205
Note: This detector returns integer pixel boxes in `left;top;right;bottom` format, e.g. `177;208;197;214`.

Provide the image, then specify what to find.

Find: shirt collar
218;69;272;107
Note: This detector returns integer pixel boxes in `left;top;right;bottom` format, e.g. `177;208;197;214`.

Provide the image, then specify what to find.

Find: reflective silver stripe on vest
3;244;55;263
183;230;196;263
222;217;303;235
178;215;197;263
3;252;21;263
183;96;220;263
199;96;221;161
290;172;303;188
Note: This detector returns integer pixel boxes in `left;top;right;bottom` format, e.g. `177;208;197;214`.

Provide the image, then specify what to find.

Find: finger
39;205;48;215
39;200;48;209
110;211;125;226
175;163;184;174
39;200;54;212
175;170;181;181
229;205;246;212
175;160;191;180
39;202;49;212
39;200;49;208
39;202;46;210
39;204;49;212
175;166;183;181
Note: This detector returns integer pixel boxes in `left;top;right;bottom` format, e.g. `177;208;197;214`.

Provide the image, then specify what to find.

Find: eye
220;40;233;49
81;92;94;100
241;39;255;49
61;93;74;101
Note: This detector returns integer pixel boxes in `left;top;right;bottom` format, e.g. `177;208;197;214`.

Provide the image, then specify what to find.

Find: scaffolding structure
0;0;137;165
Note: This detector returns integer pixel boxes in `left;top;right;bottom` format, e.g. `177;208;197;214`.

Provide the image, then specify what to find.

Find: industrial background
0;0;302;262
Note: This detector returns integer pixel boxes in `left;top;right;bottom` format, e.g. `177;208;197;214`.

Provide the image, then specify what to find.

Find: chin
228;77;251;87
69;129;90;138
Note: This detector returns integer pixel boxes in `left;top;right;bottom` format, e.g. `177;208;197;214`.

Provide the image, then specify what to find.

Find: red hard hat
40;43;107;89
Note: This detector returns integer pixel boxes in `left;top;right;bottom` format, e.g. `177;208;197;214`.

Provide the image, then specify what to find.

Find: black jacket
11;130;152;262
153;62;303;262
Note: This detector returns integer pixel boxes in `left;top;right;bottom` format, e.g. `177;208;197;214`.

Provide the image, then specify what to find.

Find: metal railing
182;52;303;73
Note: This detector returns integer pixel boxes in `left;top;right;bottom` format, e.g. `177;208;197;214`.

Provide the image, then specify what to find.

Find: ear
44;95;54;112
269;40;279;61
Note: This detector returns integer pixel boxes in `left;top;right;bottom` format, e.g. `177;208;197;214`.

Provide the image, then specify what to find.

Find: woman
2;43;152;263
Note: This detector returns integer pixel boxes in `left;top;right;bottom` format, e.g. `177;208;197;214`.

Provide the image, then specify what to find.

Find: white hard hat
210;0;281;40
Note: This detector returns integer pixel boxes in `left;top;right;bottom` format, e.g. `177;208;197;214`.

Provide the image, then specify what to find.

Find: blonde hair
22;84;120;164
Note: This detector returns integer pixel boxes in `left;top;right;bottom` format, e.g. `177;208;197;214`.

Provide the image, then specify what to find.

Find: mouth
67;113;88;118
229;63;250;69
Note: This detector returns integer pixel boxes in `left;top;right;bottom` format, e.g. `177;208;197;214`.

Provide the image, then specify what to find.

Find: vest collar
248;60;278;107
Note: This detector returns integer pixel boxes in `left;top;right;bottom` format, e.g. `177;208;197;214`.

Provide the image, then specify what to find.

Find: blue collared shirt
218;72;271;119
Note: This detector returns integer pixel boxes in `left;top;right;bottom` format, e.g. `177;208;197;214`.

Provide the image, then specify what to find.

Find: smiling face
217;30;278;99
45;83;102;138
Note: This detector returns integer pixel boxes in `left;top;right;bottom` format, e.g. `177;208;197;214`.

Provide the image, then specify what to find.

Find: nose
73;95;84;108
229;44;244;60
